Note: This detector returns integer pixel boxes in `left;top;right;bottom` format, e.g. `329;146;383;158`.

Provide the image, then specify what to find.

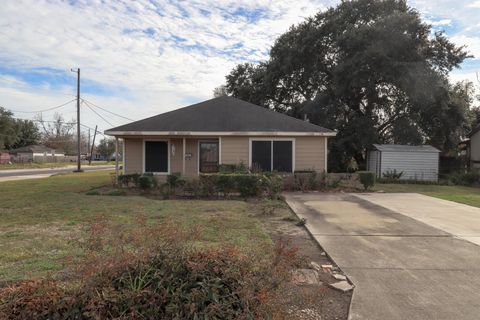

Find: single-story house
467;127;480;170
105;96;336;178
366;144;440;181
9;145;66;163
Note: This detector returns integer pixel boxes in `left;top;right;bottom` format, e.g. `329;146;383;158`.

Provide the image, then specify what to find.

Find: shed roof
371;144;440;153
105;96;335;135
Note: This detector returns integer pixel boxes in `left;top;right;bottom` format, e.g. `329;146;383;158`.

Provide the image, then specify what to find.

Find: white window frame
142;139;170;174
248;138;295;173
197;139;220;174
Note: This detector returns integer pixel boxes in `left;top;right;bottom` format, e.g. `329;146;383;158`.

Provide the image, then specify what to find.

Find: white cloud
0;0;479;129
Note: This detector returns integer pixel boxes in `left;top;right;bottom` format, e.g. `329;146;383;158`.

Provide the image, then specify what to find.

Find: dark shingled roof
106;96;334;134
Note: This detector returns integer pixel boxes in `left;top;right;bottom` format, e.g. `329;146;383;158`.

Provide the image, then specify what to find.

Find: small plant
295;218;307;226
261;199;282;216
294;171;317;191
166;172;185;189
183;178;201;198
217;174;235;198
236;174;260;198
357;171;375;190
448;171;480;186
382;169;403;181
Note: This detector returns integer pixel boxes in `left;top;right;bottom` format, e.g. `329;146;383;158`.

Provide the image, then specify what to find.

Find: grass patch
376;183;480;208
0;171;270;282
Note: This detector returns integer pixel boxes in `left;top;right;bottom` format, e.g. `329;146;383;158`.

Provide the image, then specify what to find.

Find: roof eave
104;130;337;137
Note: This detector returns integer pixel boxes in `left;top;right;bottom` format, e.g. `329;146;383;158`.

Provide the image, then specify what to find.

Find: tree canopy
222;0;474;171
0;107;41;150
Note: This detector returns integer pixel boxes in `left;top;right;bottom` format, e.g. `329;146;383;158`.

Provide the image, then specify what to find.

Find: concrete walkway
284;193;480;320
353;193;480;246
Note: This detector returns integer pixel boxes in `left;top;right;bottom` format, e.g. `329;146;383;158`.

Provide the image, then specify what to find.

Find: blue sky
0;0;479;135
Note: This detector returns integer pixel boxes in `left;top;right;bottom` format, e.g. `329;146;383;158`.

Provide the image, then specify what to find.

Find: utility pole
89;125;97;165
71;68;82;172
87;128;91;161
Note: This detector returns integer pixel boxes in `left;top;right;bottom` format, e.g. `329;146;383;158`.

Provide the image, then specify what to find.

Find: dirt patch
250;199;352;320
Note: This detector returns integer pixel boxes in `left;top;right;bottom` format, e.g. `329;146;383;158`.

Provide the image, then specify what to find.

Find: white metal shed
366;144;440;181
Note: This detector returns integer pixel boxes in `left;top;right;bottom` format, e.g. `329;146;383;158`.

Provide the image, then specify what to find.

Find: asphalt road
0;165;115;181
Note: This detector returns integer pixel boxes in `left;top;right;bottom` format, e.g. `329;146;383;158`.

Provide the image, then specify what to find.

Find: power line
81;98;135;121
5;99;76;114
83;100;114;126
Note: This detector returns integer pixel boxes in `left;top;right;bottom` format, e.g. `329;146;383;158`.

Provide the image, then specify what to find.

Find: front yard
0;171;272;281
376;183;480;208
0;161;115;170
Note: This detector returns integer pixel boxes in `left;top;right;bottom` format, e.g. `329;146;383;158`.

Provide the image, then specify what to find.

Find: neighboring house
105;96;336;178
366;144;440;181
9;145;66;163
468;127;480;170
0;152;11;164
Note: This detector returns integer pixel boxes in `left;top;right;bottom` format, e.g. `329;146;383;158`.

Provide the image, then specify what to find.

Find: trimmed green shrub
138;175;156;190
358;171;375;190
235;174;260;198
117;173;140;187
448;171;480;186
199;174;219;197
217;174;236;197
167;172;186;189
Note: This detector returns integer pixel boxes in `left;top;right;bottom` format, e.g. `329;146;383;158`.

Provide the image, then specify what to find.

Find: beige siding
220;136;249;165
295;136;326;172
123;136;327;175
124;138;143;173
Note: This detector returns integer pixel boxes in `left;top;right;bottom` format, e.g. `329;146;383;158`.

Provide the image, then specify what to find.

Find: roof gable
105;96;334;135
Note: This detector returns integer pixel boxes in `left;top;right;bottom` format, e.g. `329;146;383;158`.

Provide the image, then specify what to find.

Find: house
366;144;440;181
0;152;11;164
467;127;480;170
9;145;66;163
105;96;336;179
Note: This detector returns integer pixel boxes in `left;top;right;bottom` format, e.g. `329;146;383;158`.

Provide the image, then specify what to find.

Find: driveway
284;193;480;320
0;165;115;182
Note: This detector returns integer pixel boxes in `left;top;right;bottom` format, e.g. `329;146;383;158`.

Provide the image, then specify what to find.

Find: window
145;141;168;173
251;140;293;172
199;141;219;173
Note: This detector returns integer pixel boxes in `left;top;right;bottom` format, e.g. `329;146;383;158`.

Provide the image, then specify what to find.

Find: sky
1;0;479;136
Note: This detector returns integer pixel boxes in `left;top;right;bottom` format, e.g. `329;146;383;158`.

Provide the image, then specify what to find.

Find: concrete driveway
284;193;480;320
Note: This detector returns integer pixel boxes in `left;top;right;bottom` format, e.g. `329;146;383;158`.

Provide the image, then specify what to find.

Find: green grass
376;183;480;208
0;171;269;281
0;161;116;170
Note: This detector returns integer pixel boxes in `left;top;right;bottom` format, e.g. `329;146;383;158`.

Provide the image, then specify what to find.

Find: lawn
0;161;115;170
0;171;270;282
376;183;480;208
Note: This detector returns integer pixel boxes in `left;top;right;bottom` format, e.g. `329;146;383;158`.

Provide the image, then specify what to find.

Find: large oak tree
222;0;473;171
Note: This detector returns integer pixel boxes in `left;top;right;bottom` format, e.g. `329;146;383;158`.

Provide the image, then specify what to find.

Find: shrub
448;171;480;186
294;171;317;191
235;174;260;198
167;172;186;189
117;173;140;187
86;189;100;195
358;171;375;190
183;178;201;198
382;169;403;182
199;174;219;197
261;173;283;199
216;174;236;198
137;174;157;190
107;189;126;196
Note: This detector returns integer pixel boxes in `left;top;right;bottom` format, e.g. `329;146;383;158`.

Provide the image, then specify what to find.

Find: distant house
468;127;480;170
367;144;440;181
105;96;336;178
0;152;11;164
9;145;65;163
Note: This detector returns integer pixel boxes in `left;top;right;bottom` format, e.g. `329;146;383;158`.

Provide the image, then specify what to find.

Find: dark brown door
199;141;219;173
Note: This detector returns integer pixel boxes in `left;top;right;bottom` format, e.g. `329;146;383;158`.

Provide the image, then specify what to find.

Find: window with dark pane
145;141;168;173
251;140;271;171
273;141;292;172
199;141;219;173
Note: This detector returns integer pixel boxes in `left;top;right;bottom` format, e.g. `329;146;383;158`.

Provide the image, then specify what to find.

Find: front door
199;141;219;173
